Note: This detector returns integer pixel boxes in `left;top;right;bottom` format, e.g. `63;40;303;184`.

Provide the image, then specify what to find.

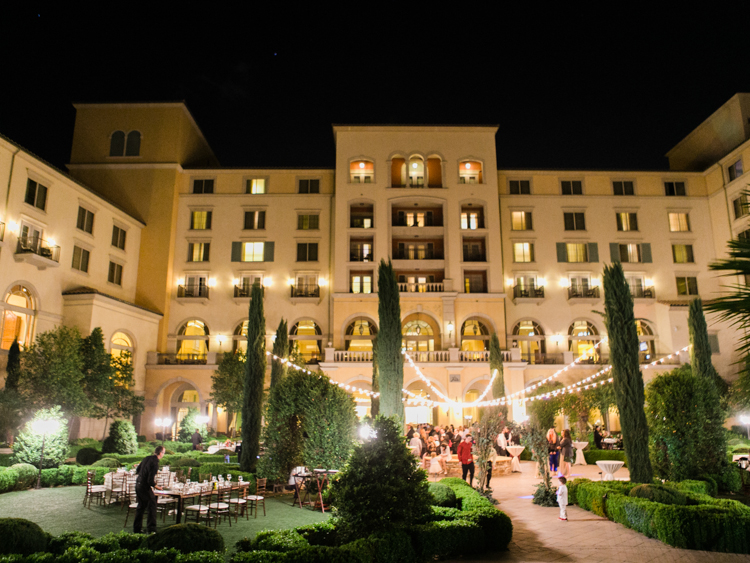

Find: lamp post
32;418;60;489
741;415;750;440
155;418;172;445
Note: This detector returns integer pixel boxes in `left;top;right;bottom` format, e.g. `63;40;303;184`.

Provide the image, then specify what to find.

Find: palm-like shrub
331;415;432;540
102;420;138;455
13;407;68;469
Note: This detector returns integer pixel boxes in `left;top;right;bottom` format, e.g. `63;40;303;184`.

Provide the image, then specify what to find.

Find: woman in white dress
428;453;443;478
439;441;451;474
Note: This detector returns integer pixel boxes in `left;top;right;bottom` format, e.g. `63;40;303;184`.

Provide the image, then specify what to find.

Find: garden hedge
143;524;224;554
571;479;750;553
583;450;628;466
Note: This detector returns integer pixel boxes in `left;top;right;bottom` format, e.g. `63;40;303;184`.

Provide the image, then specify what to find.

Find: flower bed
569;478;750;553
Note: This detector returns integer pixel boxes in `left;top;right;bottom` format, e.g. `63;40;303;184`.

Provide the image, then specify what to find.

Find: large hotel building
1;95;749;437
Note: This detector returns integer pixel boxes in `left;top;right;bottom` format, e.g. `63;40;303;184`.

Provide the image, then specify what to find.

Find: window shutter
641;243;652;263
309;243;318;261
609;243;621;262
556;242;567;263
587;243;599;262
231;241;242;262
258;211;265;230
264;241;275;262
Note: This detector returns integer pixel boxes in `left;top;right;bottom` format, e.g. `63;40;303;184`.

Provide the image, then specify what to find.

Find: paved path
451;459;748;562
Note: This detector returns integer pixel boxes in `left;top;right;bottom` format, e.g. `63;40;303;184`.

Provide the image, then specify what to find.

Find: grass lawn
0;486;330;548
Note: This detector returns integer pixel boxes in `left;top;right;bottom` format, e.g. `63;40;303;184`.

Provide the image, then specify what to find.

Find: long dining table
154;482;246;524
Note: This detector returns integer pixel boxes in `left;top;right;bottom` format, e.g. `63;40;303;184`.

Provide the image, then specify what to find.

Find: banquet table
572;441;589;465
154;482;245;523
602;438;617;450
505;446;525;472
104;471;135;503
596;460;624;480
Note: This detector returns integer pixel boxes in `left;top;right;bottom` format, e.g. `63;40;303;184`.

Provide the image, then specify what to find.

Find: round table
602;437;617;449
506;446;525;473
572;441;588;465
596;460;624;480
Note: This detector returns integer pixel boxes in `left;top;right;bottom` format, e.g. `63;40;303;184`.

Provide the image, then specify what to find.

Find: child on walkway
557;476;568;521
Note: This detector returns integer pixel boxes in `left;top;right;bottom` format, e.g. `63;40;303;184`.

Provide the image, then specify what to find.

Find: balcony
631;286;656;299
290;284;321;304
567;286;600;302
177;285;209;304
234;285;264;300
393;249;444;260
323;348;512;363
350;250;374;262
350;217;373;229
512;285;545;304
392;218;442;227
462;250;486;262
398;282;444;293
14;235;60;270
157;353;208;365
518;352;564;365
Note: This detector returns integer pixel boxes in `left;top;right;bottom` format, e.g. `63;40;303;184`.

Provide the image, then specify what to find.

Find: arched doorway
511;320;546;364
460;318;490;351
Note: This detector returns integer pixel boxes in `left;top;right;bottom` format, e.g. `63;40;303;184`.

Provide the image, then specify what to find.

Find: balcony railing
459;350;489;362
519;352;564;364
234;285;264;298
631;286;655;299
158;353;207;365
393;249;444;260
178;285;209;298
513;285;545;299
334;350;373;362
291;284;320;298
16;234;60;262
350;217;373;228
398;282;444;293
392;219;442;227
568;287;600;299
327;348;512;363
350;250;374;262
463;250;486;262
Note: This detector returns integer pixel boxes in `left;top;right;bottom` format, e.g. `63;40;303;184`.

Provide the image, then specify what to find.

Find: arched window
290;320;323;362
345;318;377;351
402;319;434;352
409;156;425;187
568;320;601;363
391;156;406;187
1;285;35;350
510;320;546;363
111;331;133;359
636;320;655;362
177;319;209;362
426;156;442;188
459;160;483;184
125;131;141;156
109;131;125;157
232;321;248;354
350;160;374;183
460;318;490;351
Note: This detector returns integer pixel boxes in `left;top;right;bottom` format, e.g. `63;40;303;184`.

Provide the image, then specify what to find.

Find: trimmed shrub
629;484;687;505
47;531;95;554
0;468;20;493
91;458;121;468
294;521;339;547
137;435;147;443
436;477;471;489
583;450;628;467
252;530;309;552
408;519;485;560
232;551;286;562
76;448;103;466
427;482;456;507
532;482;558;507
343;529;415;563
173;458;201;468
143;524;225;554
667;479;713;496
0;518;49;555
13;407;69;469
10;463;39;489
567;478;591;505
102;421;138;455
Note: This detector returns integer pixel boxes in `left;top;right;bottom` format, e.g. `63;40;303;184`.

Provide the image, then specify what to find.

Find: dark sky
2;5;749;171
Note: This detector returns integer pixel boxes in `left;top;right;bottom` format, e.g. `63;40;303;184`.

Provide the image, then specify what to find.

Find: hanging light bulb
358;321;364;336
473;322;478;336
415;313;421;335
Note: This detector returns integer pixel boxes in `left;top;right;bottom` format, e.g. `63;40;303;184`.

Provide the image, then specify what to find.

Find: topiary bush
47;531;95;554
0;518;50;555
9;463;38;489
142;523;225;554
252;530;309;552
102;421;138;455
12;407;69;469
173;457;201;467
427;482;457;507
76;447;103;466
331;416;433;540
91;458;121;468
629;484;687;505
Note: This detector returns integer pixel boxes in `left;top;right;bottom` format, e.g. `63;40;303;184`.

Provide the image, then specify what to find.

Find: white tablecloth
572;441;588;465
596;460;624;480
506;446;525;472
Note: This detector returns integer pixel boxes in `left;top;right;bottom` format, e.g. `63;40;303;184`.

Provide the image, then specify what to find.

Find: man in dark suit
133;445;165;534
191;429;203;451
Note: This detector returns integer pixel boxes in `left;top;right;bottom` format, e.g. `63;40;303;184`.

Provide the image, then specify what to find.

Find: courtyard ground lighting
31;418;61;489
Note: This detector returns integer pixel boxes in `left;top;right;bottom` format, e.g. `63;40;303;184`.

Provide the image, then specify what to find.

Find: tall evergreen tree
489;332;508;418
377;260;404;420
270;319;289;390
4;341;21;391
370;336;379;417
241;281;266;472
211;350;245;434
689;298;728;395
603;262;652;483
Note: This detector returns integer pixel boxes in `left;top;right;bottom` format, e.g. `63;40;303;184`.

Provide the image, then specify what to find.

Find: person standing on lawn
191;429;203;451
133;445;165;534
457;434;475;485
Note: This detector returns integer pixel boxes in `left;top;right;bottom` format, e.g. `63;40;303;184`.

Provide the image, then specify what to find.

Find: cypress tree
377;259;404;420
371;336;379;417
689;298;728;395
4;341;21;391
241;281;266;472
270;318;288;390
489;332;508;419
603;262;652;483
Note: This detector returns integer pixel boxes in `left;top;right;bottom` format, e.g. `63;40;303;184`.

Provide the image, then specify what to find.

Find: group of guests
546;428;573;478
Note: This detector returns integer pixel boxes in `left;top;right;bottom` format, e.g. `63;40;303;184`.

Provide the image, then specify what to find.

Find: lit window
459;161;482;184
247;179;265;194
616;212;638;231
566;243;589;263
111;331;133;359
511;211;533;231
350;160;374;183
298;214;319;230
668;213;690;232
191;211;212;230
241;242;265;262
187;242;210;262
1;285;35;350
676;276;698;296
672;244;694;263
513;242;534;262
351;274;372;294
619;243;641;263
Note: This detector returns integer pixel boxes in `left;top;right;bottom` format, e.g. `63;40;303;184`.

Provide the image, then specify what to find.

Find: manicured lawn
0;486;330;548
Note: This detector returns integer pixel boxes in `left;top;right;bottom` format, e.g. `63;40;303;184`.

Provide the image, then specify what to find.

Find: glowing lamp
262;277;273;287
359;162;365;168
318;278;328;286
537;277;546;287
560;278;571;288
31;419;60;435
287;278;295;286
465;163;471;169
208;278;217;288
645;278;654;287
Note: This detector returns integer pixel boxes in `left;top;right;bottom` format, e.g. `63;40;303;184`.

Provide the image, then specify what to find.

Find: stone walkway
451;459;748;562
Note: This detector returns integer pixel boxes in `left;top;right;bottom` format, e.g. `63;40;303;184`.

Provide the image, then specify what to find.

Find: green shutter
231;241;242;262
263;241;275;262
587;243;598;262
556;242;567;263
609;243;620;262
641;243;652;263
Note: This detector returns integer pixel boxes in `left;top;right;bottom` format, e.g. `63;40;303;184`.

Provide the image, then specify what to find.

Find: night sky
2;6;749;171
